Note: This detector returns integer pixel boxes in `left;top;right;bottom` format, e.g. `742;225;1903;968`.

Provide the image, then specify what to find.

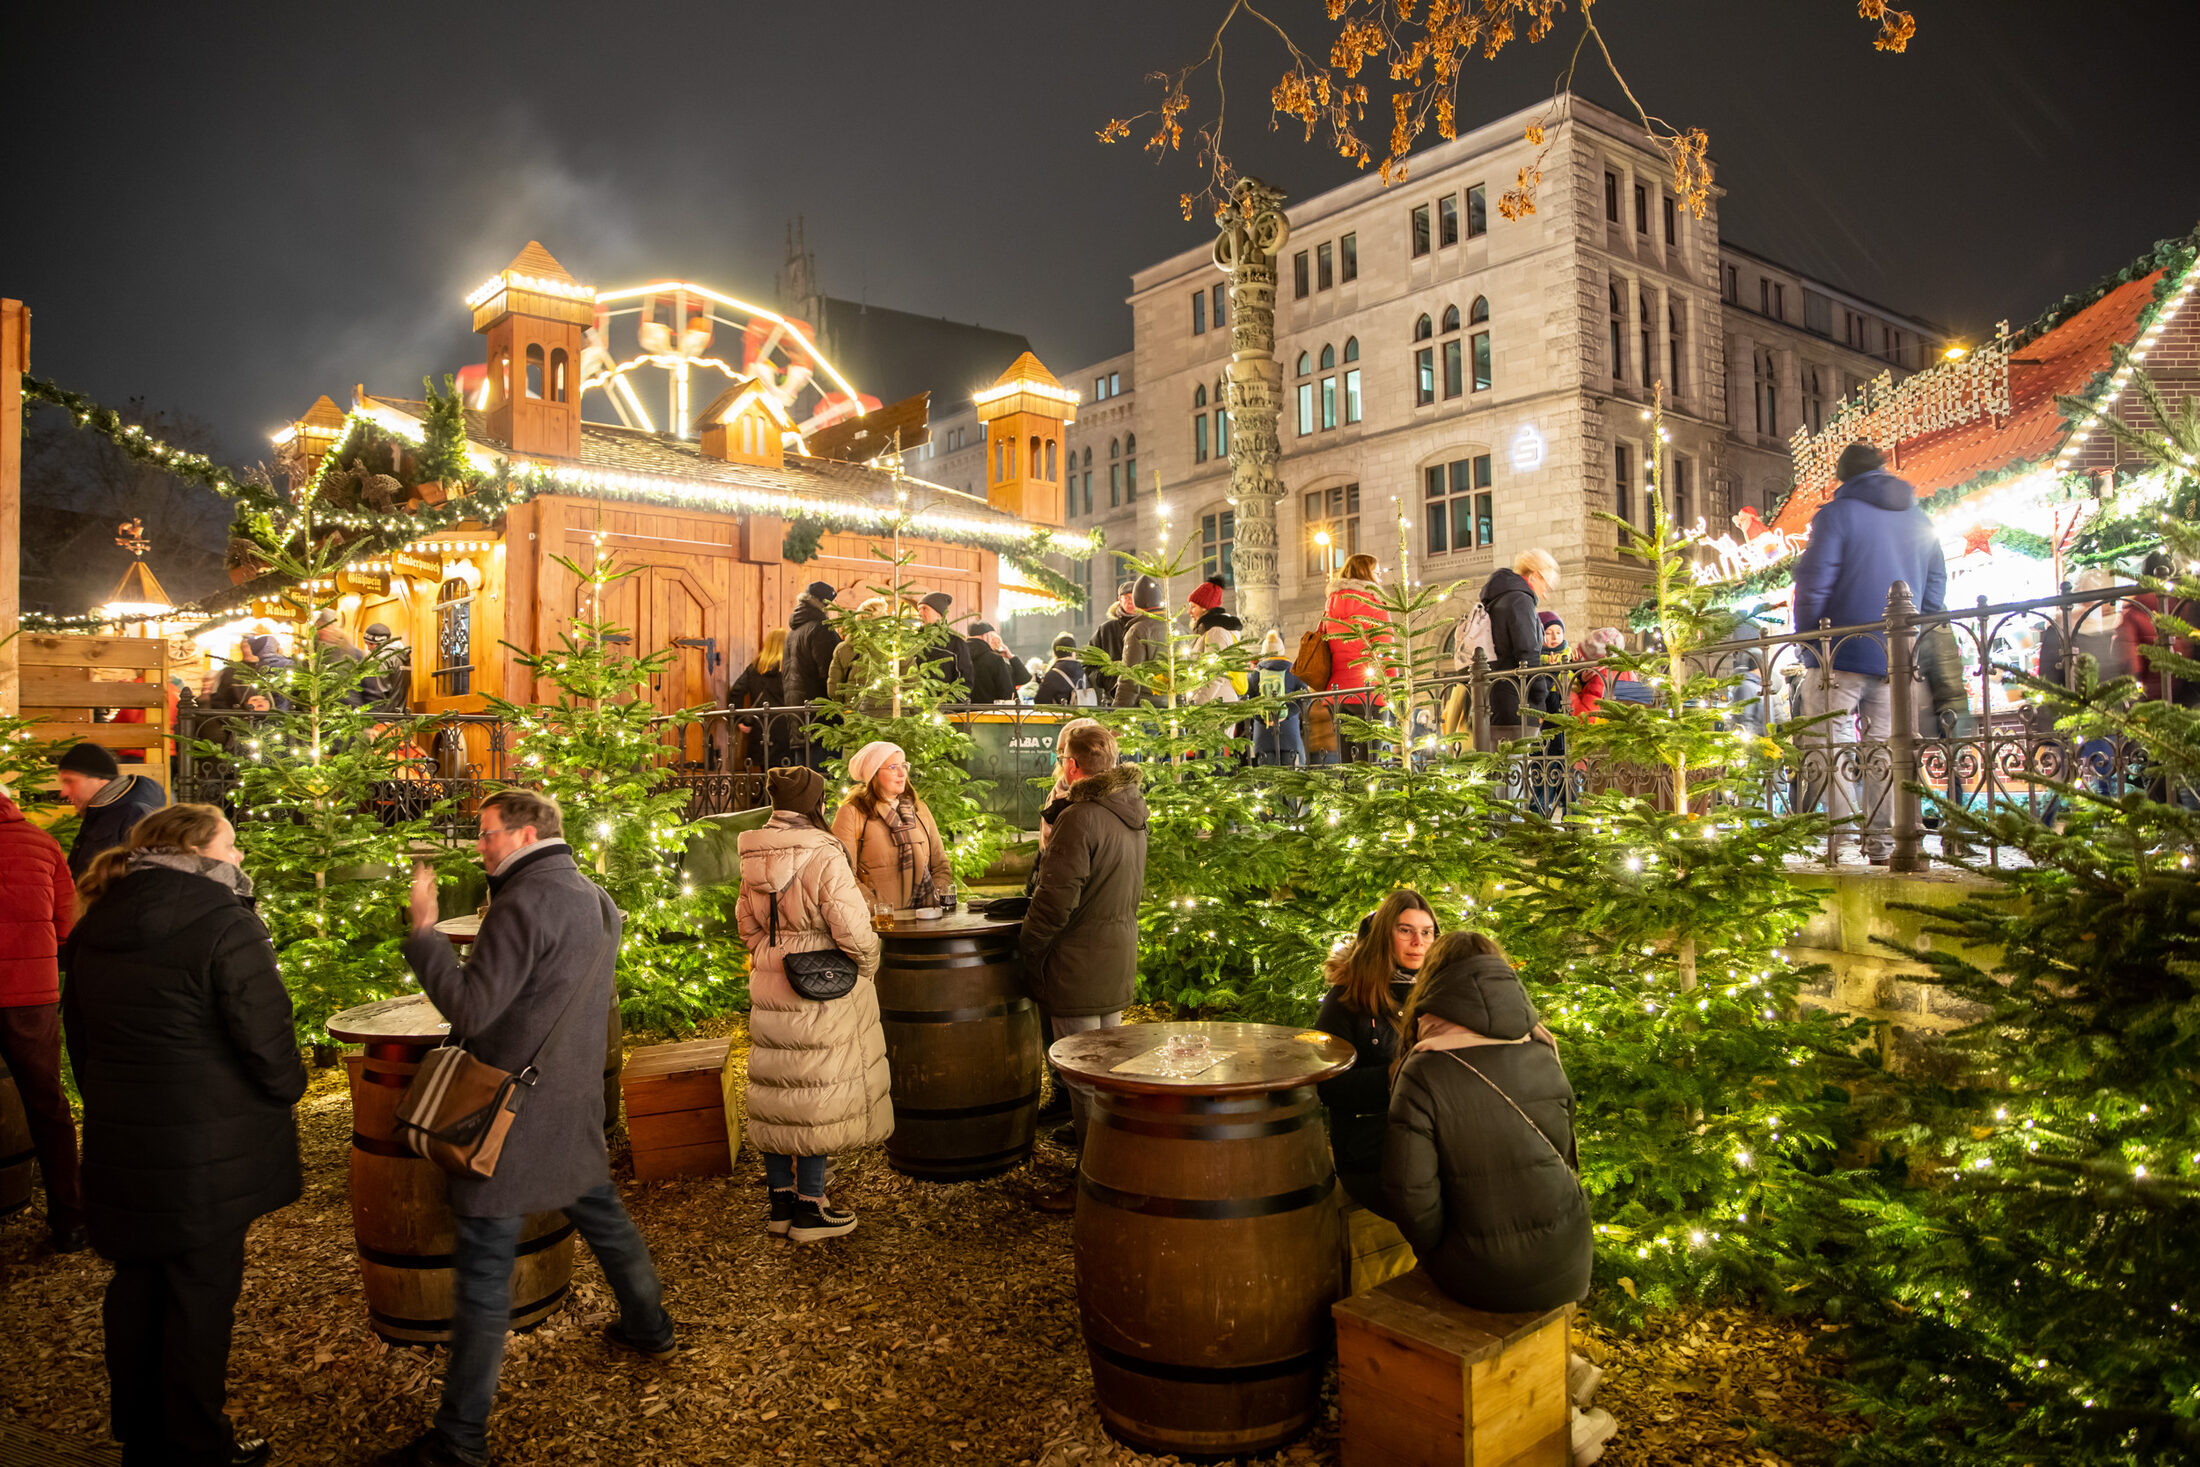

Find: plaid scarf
873;794;935;906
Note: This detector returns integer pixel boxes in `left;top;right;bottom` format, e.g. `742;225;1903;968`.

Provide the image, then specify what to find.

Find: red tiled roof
1771;270;2162;533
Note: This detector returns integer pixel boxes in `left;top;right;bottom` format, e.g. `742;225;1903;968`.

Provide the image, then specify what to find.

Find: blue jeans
763;1153;829;1197
435;1183;671;1460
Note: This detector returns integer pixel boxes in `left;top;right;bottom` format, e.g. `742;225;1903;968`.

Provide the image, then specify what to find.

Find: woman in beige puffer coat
737;766;891;1242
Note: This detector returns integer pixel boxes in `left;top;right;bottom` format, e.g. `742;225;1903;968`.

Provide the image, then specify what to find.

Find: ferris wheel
576;281;877;443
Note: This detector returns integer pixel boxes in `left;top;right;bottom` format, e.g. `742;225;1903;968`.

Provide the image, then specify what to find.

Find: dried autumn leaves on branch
1104;0;1915;222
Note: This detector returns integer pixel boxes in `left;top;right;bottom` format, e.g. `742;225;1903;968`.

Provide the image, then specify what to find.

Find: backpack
1292;628;1333;688
1456;603;1498;671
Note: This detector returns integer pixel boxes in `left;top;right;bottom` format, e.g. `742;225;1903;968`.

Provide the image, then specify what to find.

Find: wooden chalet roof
505;240;578;283
362;397;1021;527
1772;269;2164;533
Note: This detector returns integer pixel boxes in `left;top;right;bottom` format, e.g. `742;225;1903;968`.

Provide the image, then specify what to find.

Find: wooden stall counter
328;995;575;1344
872;908;1040;1181
1050;1021;1357;1458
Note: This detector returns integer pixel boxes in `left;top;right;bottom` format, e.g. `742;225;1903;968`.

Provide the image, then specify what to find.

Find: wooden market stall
264;244;1083;768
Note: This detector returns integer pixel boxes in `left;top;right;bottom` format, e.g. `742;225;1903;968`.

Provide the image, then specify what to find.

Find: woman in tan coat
831;740;954;912
736;766;890;1242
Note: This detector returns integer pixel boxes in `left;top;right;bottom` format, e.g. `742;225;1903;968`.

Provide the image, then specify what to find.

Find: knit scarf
128;846;255;899
873;794;932;905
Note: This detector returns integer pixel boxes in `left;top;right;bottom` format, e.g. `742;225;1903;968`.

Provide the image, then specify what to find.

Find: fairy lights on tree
487;545;738;1028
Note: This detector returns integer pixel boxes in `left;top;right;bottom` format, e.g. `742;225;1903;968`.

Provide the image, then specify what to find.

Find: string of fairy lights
17;379;1103;632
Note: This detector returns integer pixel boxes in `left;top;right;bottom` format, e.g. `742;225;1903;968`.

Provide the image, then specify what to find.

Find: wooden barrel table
0;1050;33;1219
875;909;1040;1181
328;995;576;1344
1052;1021;1357;1458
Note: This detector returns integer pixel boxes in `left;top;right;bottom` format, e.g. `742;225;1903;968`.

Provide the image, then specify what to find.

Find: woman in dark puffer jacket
64;803;306;1467
1383;931;1590;1313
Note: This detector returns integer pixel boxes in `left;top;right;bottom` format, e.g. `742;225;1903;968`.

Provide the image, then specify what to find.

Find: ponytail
75;848;137;909
74;802;231;908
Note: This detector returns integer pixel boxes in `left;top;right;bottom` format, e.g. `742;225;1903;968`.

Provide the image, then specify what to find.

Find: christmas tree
1077;514;1510;1019
814;544;1014;885
1491;393;1868;1316
487;548;740;1029
210;567;435;1046
1830;414;2200;1465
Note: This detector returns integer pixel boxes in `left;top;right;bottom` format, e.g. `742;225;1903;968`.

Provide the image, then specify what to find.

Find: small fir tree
814;546;1014;886
212;573;434;1045
487;550;740;1028
1830;434;2200;1466
1493;392;1868;1316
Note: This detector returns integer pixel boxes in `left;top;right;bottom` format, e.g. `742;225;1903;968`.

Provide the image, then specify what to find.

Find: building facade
1099;94;1944;640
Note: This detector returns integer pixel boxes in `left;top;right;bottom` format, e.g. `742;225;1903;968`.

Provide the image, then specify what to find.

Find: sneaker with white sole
788;1196;858;1243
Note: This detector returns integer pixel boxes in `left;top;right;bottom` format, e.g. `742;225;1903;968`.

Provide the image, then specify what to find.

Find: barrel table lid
876;909;1023;940
326;993;451;1046
434;914;481;945
1051;1021;1355;1097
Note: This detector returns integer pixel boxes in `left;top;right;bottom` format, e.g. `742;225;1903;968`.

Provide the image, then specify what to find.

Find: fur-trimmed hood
1068;763;1147;827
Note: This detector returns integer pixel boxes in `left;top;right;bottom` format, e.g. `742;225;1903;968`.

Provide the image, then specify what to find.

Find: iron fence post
1470;649;1492;752
1884;580;1925;872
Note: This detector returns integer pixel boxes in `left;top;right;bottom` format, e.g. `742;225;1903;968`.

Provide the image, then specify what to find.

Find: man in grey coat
378;790;674;1467
1020;722;1148;1211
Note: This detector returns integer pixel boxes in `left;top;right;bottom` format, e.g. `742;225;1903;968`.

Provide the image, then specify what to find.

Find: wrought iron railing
172;578;2191;867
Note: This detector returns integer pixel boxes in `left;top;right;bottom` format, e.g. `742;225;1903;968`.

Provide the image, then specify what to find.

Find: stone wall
1785;865;2001;1075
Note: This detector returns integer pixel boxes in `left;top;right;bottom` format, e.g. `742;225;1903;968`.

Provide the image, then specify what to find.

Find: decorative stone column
1212;178;1290;641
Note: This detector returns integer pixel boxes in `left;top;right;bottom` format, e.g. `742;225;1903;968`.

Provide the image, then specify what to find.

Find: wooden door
652;567;713;766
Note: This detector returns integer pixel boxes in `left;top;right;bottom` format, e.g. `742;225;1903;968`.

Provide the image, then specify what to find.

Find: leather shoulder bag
767;849;860;1002
394;898;618;1179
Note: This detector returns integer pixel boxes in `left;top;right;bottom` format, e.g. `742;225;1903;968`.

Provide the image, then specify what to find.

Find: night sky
7;0;2196;464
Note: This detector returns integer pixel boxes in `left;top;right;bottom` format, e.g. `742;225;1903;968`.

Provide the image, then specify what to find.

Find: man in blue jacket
1789;443;1948;864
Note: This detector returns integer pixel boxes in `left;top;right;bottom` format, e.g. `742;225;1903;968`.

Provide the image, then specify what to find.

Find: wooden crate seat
1338;1195;1418;1295
1333;1268;1571;1467
620;1038;736;1182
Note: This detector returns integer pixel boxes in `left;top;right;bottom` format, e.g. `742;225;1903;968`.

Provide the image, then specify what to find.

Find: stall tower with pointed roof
973;352;1076;528
470;242;595;460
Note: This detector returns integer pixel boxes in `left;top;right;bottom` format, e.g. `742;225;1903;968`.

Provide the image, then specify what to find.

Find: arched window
1342;339;1362;423
1470;296;1489;325
524;343;545;400
549;347;569;402
434;577;474;697
1125;432;1136;453
1320;343;1336;371
1110;437;1120;459
1441;304;1461;334
1414;314;1433;342
495;350;510;405
1046;439;1057;481
1343;337;1359;362
1029;435;1041;479
1084;445;1092;468
1215;378;1230;454
1195;384;1208;408
1296;351;1311;377
1124;433;1137;501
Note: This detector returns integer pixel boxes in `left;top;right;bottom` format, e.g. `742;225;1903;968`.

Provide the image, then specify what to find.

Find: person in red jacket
1320;553;1395;762
0;789;87;1252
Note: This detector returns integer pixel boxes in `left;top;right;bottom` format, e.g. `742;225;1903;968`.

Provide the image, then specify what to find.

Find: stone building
1089;93;1945;639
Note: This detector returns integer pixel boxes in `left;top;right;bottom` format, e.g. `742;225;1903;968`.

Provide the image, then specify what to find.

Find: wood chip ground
0;1015;1854;1464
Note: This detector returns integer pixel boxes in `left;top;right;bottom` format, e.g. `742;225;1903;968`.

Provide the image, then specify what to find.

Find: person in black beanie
54;742;168;880
916;590;976;695
965;622;1025;702
1034;634;1090;706
783;581;841;768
